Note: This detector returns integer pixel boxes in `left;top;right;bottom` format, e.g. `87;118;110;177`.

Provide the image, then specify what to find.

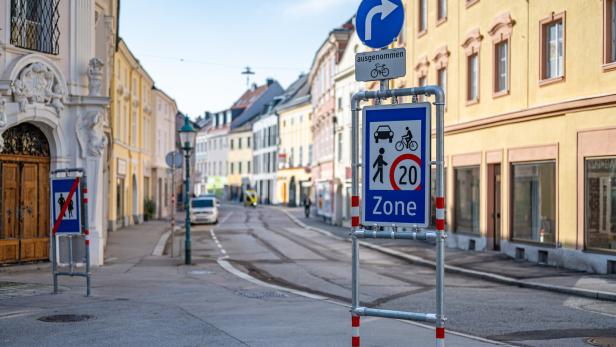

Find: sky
120;0;359;118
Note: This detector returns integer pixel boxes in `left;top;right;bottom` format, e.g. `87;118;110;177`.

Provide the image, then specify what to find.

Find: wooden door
0;163;19;262
20;162;48;261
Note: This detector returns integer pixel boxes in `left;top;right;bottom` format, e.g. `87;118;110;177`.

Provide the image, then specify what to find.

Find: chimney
266;78;274;86
251;83;258;91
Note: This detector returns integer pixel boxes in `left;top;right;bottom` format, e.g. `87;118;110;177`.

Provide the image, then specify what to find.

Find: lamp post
179;115;196;265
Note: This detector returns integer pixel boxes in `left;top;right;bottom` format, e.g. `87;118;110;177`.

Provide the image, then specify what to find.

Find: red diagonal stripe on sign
52;177;80;234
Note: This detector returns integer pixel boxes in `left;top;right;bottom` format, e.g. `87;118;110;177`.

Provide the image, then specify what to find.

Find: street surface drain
234;290;289;299
586;337;616;346
38;314;95;323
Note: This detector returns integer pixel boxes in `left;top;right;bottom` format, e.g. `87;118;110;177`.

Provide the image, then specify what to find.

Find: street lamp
179;115;196;265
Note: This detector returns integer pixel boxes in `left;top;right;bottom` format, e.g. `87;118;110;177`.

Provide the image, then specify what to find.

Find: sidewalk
0;216;503;346
282;207;616;302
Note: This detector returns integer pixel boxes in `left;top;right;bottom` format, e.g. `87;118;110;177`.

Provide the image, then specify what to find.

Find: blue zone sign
51;177;82;234
362;103;431;227
356;0;405;49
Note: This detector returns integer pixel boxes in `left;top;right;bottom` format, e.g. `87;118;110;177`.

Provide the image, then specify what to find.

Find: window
467;53;479;102
605;1;616;66
437;68;447;104
247;161;251;174
238;162;242;175
540;13;565;81
230;162;234;175
437;0;447;23
10;0;60;54
454;166;480;234
299;146;304;166
337;97;343;111
308;144;313;165
511;162;556;244
230;139;234;150
418;0;427;34
289;148;294;167
495;40;509;94
585;158;616;251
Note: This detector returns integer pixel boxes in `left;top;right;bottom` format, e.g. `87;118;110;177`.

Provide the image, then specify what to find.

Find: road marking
215;208;513;347
210;212;233;259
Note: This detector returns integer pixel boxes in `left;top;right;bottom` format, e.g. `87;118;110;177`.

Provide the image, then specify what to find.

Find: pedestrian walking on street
304;197;311;218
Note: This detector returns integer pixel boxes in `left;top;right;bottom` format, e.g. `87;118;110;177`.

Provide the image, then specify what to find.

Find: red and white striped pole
351;195;360;346
83;187;89;247
435;196;445;346
352;314;360;347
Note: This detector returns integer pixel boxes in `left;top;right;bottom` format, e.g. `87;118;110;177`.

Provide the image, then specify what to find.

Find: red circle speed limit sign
389;153;422;191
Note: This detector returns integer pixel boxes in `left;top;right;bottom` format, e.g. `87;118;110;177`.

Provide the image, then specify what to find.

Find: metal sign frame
361;102;431;228
50;168;91;297
350;85;446;347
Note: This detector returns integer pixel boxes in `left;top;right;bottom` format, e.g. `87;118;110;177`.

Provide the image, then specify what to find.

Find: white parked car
190;197;219;224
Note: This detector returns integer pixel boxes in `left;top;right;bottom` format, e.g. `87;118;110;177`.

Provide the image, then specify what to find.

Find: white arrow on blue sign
356;0;405;49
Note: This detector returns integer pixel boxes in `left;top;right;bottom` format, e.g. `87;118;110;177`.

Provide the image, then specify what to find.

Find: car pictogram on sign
374;125;394;143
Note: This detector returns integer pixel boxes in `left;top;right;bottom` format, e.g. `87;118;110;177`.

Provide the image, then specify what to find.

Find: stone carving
76;110;108;158
88;58;104;97
10;62;66;115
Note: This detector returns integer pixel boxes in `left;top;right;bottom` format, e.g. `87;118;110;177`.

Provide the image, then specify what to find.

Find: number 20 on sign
362;103;431;228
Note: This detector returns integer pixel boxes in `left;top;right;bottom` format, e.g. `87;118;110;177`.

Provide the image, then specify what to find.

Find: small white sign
355;48;406;82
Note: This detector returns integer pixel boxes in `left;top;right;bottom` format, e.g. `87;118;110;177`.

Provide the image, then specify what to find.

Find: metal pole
350;85;445;347
184;148;191;265
350;91;361;347
82;176;91;297
52;231;57;294
434;87;446;347
170;163;176;258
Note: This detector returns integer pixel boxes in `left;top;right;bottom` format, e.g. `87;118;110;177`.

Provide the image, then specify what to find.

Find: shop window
585;158;616;251
511;162;556;244
454;166;480;234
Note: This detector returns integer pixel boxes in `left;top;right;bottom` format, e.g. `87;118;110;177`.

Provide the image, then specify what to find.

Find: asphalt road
208;205;616;347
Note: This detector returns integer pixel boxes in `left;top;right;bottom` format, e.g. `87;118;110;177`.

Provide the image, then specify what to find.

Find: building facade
252;110;278;204
309;21;353;219
109;39;154;230
333;28;364;226
0;0;118;265
277;76;313;207
151;88;177;219
201;109;231;199
404;0;616;273
227;123;253;201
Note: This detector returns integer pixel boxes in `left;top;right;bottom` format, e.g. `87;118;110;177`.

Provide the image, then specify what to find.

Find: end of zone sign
51;177;82;234
362;103;431;227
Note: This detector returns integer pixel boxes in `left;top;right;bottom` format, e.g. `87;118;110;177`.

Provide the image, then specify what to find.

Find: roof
232;84;269;110
230;80;285;129
276;74;311;112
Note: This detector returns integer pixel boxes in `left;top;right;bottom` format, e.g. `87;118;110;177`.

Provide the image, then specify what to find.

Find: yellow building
108;39;155;230
227;123;253;201
402;0;616;273
277;75;313;207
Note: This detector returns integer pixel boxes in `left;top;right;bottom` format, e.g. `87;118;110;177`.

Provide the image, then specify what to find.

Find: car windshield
378;126;390;130
192;199;214;208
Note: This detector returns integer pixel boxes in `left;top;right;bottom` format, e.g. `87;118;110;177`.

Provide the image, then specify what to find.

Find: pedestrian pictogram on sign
363;103;431;227
51;177;82;234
